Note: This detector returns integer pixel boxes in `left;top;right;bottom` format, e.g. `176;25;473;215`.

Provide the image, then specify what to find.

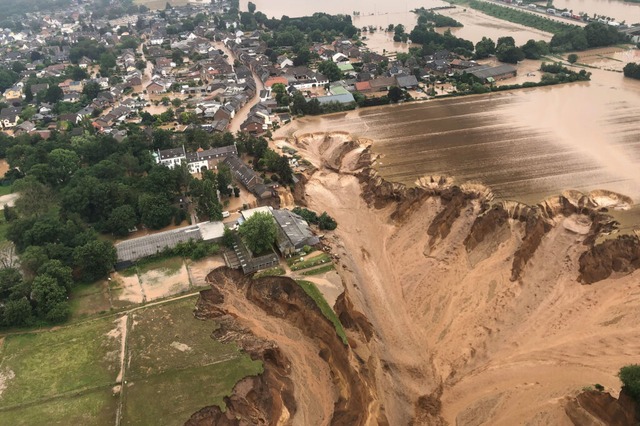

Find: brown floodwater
552;0;640;23
242;0;554;46
283;66;640;206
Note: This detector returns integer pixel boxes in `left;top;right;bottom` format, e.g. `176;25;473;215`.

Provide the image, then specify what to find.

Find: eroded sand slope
289;132;640;425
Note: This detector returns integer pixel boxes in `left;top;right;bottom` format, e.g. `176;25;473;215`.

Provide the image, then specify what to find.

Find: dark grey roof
465;64;517;80
223;154;261;190
158;147;186;160
396;75;419;88
116;225;202;263
273;209;320;252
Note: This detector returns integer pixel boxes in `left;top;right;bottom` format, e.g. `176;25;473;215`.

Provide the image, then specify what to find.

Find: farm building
272;209;320;256
464;64;517;83
114;222;225;269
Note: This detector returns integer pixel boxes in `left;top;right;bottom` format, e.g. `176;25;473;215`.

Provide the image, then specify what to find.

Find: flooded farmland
280;68;640;206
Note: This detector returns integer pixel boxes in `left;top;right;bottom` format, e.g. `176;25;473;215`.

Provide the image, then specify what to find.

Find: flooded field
242;0;553;47
552;0;640;23
280;68;640;206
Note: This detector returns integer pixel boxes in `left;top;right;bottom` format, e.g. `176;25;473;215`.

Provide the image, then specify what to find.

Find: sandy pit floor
139;262;190;301
187;256;226;287
110;273;144;306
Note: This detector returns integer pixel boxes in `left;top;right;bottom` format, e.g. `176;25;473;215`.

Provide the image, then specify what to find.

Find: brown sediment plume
186;268;380;426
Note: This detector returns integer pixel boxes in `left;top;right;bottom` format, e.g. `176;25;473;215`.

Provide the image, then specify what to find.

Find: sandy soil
0;159;9;178
212;273;338;425
187;256;226;286
290;132;640;425
110;273;144;305
139;262;190;301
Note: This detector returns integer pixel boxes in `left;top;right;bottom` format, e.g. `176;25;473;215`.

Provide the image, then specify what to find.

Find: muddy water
285;68;640;205
242;0;552;46
552;0;640;23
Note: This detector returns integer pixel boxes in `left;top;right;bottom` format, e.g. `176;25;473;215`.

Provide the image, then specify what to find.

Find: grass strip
295;280;347;345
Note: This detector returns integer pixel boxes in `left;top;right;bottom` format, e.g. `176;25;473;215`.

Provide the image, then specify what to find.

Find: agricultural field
121;297;262;425
0;296;262;426
70;255;226;317
0;317;123;425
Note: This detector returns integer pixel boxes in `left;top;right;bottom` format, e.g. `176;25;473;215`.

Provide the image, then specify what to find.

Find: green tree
623;62;640;79
248;1;256;13
318;212;338;230
567;53;578;64
317;61;342;82
82;81;101;99
38;260;73;291
388;86;403;103
107;205;138;236
474;37;495;59
238;212;277;255
3;298;32;326
73;240;117;282
139;194;173;229
31;274;67;320
496;44;525;64
619;365;640;401
48;149;81;185
222;227;235;248
44;85;63;103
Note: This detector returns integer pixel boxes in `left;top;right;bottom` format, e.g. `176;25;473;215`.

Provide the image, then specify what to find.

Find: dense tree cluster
550;22;627;52
409;27;474;57
0;126;272;327
292;207;338;230
238;212;277;255
415;8;463;28
236;133;294;184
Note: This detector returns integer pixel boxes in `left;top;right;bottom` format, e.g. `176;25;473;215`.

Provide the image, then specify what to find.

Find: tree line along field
0;296;262;426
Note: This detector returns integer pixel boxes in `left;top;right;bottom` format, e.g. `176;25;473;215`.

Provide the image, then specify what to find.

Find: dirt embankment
565;389;639;426
186;268;380;426
285;132;640;425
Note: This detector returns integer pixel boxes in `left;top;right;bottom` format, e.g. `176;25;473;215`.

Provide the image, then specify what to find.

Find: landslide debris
186;268;378;426
578;235;640;284
565;389;639;426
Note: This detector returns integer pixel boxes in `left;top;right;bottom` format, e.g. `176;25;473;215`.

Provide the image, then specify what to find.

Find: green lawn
296;280;347;345
122;360;262;426
122;297;262;424
120;255;184;277
68;281;112;320
253;266;286;279
126;297;245;379
0;317;122;409
0;389;117;426
0;185;11;196
289;253;332;271
301;264;335;276
0;294;263;426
